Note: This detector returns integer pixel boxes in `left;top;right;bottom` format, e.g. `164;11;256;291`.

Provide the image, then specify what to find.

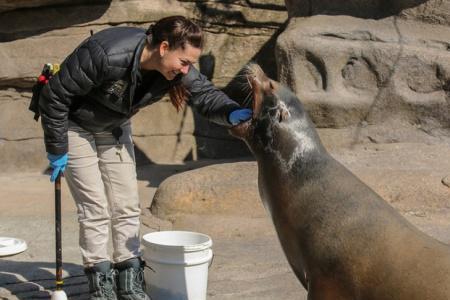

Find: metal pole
55;174;63;290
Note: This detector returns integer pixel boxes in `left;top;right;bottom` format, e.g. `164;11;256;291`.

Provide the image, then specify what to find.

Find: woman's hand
47;153;68;182
228;108;253;125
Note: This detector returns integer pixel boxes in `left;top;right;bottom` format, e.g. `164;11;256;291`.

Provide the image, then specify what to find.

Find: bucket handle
209;253;214;268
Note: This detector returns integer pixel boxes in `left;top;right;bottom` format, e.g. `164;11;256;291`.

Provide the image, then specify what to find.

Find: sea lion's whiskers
242;91;253;108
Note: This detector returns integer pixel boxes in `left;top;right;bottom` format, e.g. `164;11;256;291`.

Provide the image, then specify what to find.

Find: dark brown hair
147;16;203;111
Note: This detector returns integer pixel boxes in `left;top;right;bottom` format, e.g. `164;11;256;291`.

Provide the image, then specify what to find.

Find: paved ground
1;139;449;299
0;162;307;300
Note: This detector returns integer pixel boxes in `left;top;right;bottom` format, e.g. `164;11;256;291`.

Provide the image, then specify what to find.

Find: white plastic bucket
142;231;213;300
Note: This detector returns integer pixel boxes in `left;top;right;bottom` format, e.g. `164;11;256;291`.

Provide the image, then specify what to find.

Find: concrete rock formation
1;0;449;171
285;0;450;23
0;0;287;171
276;15;450;130
277;0;449;147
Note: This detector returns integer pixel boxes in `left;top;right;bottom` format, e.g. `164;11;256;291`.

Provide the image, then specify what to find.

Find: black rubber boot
85;261;118;300
115;258;150;300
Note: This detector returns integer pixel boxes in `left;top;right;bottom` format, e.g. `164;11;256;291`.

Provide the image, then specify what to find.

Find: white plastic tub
142;231;213;300
0;237;27;257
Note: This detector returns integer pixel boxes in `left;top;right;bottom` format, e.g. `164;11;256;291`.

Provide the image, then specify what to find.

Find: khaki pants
65;121;141;267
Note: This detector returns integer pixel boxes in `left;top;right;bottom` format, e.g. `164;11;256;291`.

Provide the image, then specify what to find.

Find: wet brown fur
230;63;450;300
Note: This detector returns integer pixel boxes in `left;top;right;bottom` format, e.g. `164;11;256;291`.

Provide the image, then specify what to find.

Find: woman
39;16;251;300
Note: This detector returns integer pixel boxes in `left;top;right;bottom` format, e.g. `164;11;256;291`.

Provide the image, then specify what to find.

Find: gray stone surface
285;0;450;24
0;161;307;300
276;15;450;129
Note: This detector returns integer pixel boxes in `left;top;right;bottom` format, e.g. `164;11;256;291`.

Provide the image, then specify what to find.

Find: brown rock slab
151;161;264;219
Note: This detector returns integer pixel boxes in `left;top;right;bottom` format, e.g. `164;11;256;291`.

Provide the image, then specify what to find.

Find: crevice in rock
320;31;384;42
0;79;35;89
305;51;327;90
0;137;42;142
179;0;287;11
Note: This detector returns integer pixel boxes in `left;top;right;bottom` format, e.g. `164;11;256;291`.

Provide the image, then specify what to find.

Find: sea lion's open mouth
229;63;286;139
245;63;269;120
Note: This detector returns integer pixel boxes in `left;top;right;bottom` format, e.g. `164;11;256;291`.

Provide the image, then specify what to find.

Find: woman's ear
159;41;169;57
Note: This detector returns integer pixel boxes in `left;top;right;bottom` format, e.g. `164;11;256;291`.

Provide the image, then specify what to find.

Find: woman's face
159;41;202;80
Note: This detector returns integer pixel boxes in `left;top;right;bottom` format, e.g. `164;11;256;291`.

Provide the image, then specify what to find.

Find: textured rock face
2;0;450;172
279;0;450;135
280;0;450;132
0;0;287;171
276;15;450;131
285;0;450;24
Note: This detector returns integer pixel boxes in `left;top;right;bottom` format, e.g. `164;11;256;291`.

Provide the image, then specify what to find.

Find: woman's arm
181;65;241;128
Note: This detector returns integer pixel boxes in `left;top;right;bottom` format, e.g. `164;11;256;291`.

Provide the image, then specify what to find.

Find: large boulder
276;15;450;134
149;142;450;242
151;161;264;219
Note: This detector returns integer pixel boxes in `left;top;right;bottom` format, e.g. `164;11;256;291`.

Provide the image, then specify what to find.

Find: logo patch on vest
106;80;128;100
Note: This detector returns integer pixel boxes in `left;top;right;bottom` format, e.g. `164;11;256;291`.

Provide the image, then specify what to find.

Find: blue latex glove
229;108;253;125
47;153;68;182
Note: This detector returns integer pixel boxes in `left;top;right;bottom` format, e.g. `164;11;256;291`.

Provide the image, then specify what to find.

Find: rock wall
2;0;449;173
284;0;450;23
0;0;287;172
279;0;450;140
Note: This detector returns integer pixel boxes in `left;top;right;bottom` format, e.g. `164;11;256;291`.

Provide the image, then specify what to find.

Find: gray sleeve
181;65;240;128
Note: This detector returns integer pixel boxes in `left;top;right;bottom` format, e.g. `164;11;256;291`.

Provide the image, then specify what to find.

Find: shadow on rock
0;0;112;42
286;0;429;19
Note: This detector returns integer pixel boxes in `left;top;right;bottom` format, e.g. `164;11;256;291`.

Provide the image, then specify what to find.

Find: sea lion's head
230;63;320;164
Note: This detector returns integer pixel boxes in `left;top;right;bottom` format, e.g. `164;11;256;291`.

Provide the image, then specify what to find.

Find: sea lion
230;63;450;299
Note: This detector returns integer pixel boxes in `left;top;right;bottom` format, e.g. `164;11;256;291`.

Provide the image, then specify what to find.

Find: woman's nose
180;65;190;74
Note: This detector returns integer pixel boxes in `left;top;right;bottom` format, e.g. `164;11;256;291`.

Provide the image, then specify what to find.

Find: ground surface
0;135;449;300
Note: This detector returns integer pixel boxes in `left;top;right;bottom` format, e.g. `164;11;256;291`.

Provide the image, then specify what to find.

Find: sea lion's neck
255;119;326;170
